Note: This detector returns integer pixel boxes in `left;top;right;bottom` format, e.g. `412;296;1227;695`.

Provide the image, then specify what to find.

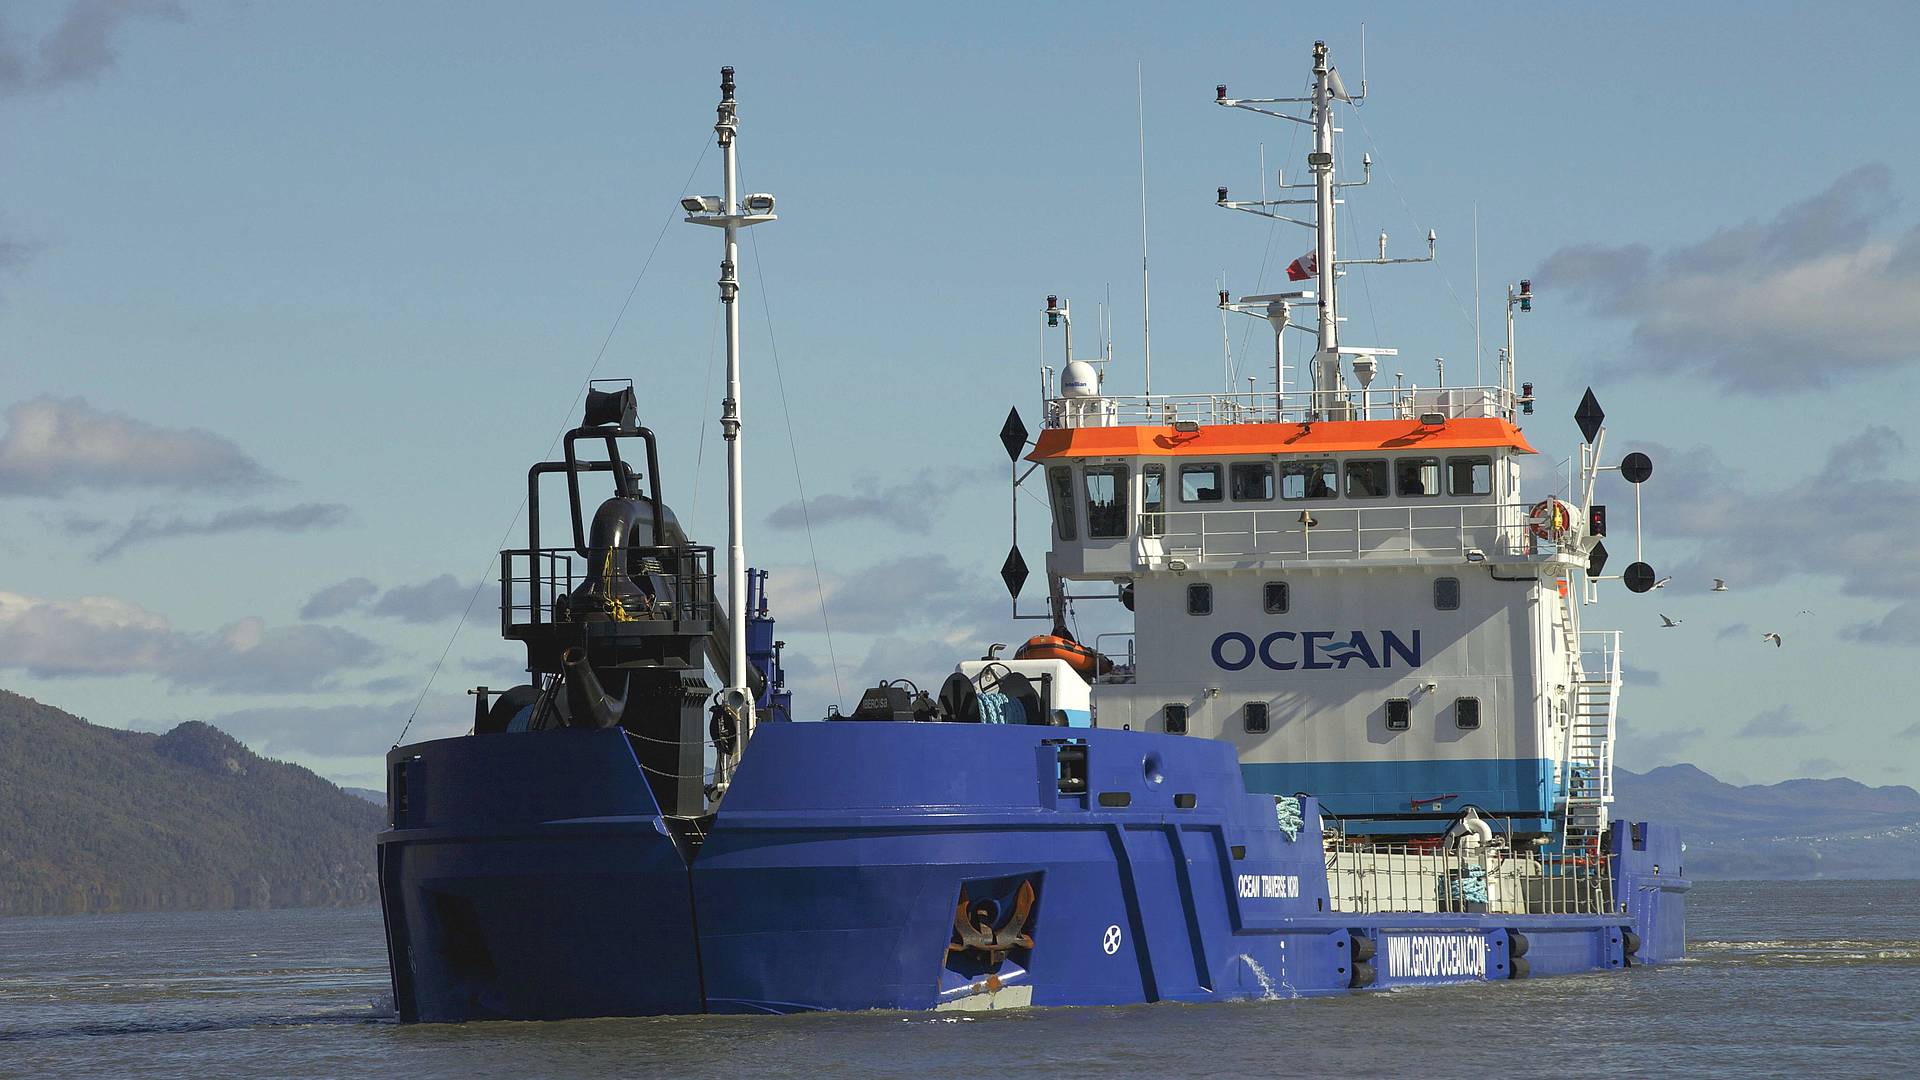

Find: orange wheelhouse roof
1027;417;1537;460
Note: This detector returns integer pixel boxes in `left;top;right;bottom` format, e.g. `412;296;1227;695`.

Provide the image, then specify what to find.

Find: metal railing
499;544;716;634
1563;630;1623;837
1092;632;1137;684
1324;838;1616;916
1142;500;1567;566
1045;385;1515;430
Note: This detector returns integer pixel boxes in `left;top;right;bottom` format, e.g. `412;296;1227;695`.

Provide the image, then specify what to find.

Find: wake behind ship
378;47;1688;1023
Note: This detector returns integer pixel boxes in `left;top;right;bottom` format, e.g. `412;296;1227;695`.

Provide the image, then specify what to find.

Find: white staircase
1563;631;1621;856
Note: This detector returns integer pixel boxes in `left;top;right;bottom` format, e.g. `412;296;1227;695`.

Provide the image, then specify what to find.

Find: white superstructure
1003;41;1657;851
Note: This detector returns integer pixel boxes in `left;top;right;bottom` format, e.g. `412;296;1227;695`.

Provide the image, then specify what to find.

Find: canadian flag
1286;249;1318;282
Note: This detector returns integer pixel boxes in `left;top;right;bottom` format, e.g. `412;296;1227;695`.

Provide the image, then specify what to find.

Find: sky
3;1;1919;791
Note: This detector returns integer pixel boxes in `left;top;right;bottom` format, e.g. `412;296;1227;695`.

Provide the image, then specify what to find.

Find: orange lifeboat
1014;634;1113;678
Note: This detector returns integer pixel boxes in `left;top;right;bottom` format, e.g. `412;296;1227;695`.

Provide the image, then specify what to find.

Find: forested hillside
0;690;384;916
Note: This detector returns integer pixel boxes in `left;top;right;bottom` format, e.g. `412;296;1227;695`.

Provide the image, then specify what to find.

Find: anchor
947;879;1037;965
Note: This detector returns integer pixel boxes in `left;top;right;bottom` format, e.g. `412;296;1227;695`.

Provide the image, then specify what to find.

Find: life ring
1014;634;1113;678
1527;498;1575;542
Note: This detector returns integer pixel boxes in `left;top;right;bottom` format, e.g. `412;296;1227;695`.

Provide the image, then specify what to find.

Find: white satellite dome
1060;359;1100;398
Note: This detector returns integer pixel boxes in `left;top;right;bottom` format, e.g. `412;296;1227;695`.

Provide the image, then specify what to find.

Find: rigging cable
1235;78;1308;378
688;299;724;520
391;135;713;748
1347;105;1478;339
744;224;845;706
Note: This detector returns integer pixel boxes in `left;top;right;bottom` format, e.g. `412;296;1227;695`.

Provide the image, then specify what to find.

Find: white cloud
297;573;473;624
0;396;273;496
1540;164;1920;391
764;468;995;535
0;1;183;96
81;502;348;559
0;590;378;692
369;574;471;623
301;577;379;620
1620;429;1920;620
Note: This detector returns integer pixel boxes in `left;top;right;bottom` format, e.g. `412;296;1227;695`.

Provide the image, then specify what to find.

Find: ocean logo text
1211;630;1422;672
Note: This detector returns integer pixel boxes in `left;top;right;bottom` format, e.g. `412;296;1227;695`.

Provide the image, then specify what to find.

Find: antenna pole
1137;62;1153;399
1473;203;1483;386
1309;41;1341;417
683;66;776;778
717;69;750;763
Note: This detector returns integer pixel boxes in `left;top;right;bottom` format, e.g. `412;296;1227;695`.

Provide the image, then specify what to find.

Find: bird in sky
1763;632;1783;647
1798;609;1814;616
1712;578;1729;592
1660;614;1682;628
1652;575;1673;589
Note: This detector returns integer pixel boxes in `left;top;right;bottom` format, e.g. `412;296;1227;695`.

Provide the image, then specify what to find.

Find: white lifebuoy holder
1527;498;1575;543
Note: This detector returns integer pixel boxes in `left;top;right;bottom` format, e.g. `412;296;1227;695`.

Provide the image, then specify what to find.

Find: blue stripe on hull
1241;757;1554;828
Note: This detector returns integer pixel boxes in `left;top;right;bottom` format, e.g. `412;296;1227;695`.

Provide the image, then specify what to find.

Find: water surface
3;881;1914;1077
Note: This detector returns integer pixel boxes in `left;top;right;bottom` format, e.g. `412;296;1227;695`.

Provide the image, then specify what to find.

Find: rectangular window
1455;697;1481;730
1280;459;1338;501
1180;463;1223;503
1164;703;1188;735
1396;457;1441;497
1446;456;1493;497
1084;465;1129;539
1244;701;1270;734
1434;576;1461;611
1263;580;1290;614
1229;461;1275;501
1048;466;1077;541
1345;458;1389;499
1142;465;1165;537
1187;582;1213;616
1385;699;1411;732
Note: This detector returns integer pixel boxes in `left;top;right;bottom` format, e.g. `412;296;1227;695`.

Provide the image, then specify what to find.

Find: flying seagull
1659;614;1682;628
1711;578;1729;592
1652;575;1673;589
1762;632;1783;647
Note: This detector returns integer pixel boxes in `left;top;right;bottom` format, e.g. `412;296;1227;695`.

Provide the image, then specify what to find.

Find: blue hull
378;724;1688;1022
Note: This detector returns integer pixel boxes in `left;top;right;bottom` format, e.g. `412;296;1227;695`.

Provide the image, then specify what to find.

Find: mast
685;66;776;779
1309;40;1342;416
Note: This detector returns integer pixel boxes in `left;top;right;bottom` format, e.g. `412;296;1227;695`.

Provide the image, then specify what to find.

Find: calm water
2;881;1916;1078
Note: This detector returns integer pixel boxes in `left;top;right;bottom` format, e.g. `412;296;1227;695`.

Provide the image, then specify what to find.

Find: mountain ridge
1614;763;1920;879
0;690;384;917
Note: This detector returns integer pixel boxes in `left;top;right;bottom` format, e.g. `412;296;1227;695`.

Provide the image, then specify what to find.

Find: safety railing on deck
499;544;716;634
1045;385;1515;429
1324;838;1617;916
1142;500;1566;566
1092;632;1137;684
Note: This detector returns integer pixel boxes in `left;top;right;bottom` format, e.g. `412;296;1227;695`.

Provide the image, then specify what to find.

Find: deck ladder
1563;631;1621;856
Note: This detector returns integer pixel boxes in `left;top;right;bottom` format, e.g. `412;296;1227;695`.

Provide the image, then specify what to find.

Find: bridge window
1142;465;1164;537
1244;701;1270;734
1455;697;1481;730
1434;576;1461;611
1447;456;1493;496
1180;463;1223;503
1187;582;1213;615
1281;459;1337;500
1047;466;1077;541
1263;581;1290;614
1385;698;1411;732
1396;457;1441;497
1230;461;1275;501
1164;703;1189;734
1084;465;1129;539
1345;458;1389;499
